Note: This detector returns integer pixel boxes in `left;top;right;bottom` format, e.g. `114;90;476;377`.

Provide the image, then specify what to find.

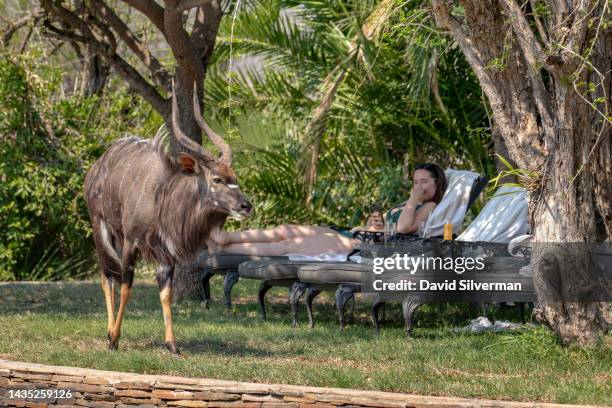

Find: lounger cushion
239;260;304;280
196;251;288;272
457;186;529;243
298;262;369;284
424;169;480;237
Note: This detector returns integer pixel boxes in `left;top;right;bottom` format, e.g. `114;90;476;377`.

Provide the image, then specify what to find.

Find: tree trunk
431;0;611;345
490;124;517;183
168;69;209;301
528;126;610;345
158;2;223;302
80;43;109;96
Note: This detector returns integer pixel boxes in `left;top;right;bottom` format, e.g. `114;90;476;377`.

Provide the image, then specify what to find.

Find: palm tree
204;0;493;226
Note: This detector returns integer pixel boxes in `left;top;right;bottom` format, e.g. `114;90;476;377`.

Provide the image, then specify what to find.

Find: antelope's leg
156;264;179;355
109;240;137;350
100;275;115;335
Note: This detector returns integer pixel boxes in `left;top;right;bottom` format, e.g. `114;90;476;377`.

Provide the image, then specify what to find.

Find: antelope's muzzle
230;199;252;220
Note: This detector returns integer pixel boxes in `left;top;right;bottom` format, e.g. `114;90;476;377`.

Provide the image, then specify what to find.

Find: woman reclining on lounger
207;163;447;256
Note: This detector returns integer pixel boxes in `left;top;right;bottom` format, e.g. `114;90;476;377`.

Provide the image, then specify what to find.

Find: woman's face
413;169;437;202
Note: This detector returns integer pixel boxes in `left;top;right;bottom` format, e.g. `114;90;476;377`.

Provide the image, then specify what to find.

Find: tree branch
163;0;203;83
191;0;223;66
2;7;44;47
501;0;555;143
175;0;208;14
501;0;546;66
40;0;169;115
431;0;542;169
565;0;599;61
109;51;170;116
430;1;507;119
529;0;549;44
119;0;166;36
90;0;172;92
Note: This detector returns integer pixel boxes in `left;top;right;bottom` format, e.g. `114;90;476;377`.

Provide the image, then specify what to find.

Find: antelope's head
171;81;252;220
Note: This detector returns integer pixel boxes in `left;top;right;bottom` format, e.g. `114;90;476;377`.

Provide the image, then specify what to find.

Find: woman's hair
414;163;447;204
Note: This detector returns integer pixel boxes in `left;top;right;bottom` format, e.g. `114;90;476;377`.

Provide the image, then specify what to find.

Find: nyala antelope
84;82;252;354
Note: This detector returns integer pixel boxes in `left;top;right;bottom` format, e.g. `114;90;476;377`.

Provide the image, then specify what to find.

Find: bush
0;50;159;280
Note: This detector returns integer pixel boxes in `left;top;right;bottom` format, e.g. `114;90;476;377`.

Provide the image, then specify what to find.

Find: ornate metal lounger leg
402;298;422;338
290;282;308;327
348;294;356;324
200;269;214;309
520;302;528;322
258;280;272;321
306;288;321;329
223;270;240;310
371;300;385;334
480;302;488;318
335;284;355;331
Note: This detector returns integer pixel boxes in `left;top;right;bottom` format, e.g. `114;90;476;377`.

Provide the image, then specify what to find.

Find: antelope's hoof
165;341;181;355
107;332;119;350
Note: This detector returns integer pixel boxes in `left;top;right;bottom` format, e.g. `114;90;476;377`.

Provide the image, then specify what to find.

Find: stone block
114;390;152;399
83;377;113;386
207;403;261;408
83;393;119;402
56;382;112;394
151;390;195;400
113;383;152;391
11;373;51;382
119;397;162;405
167;400;209;407
282;397;316;405
192;392;240;402
242;394;282;403
51;375;84;384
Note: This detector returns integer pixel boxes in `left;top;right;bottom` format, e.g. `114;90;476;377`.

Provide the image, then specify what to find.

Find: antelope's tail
92;219;123;281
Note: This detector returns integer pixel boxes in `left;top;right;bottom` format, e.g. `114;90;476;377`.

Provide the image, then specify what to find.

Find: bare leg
211;224;328;246
216;230;360;256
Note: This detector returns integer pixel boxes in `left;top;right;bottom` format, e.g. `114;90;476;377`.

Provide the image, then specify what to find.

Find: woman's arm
396;193;437;234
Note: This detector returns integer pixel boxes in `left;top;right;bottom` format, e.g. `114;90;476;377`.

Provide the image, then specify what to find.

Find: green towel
385;203;422;224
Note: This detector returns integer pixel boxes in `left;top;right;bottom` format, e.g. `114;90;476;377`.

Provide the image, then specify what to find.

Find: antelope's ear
177;153;200;173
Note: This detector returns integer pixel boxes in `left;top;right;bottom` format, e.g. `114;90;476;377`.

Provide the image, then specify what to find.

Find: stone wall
0;360;590;408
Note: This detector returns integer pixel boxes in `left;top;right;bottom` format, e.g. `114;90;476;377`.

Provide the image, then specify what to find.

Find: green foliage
0;49;160;281
211;0;495;230
1;0;498;279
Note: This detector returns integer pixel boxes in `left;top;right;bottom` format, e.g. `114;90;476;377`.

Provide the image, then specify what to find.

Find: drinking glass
418;221;427;238
419;211;432;238
384;221;396;245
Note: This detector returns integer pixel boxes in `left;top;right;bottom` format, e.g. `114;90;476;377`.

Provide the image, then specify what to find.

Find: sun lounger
238;169;487;325
296;186;532;333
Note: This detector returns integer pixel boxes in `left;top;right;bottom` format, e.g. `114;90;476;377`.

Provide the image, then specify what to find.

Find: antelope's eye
213;177;223;184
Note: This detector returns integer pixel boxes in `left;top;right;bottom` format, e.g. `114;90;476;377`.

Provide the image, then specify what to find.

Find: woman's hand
409;185;426;203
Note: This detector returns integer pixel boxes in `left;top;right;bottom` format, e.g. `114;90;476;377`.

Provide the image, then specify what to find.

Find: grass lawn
0;270;610;405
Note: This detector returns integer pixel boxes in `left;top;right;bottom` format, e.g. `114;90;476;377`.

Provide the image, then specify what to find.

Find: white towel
424;169;480;237
285;252;350;262
458;186;529;243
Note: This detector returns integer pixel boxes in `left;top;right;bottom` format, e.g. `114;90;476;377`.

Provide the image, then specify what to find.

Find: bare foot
209;228;230;246
206;239;218;255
